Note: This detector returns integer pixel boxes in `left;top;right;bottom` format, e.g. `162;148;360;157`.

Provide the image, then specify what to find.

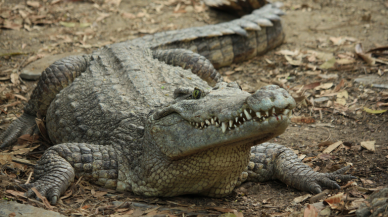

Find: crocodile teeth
284;109;289;115
289;110;292;117
243;118;246;121
229;120;233;128
265;111;269;116
272;108;275;115
239;121;242;125
222;122;227;133
201;122;204;127
256;112;261;118
205;120;210;125
211;118;215;125
244;109;252;120
235;117;238;122
215;122;219;127
240;113;243;117
234;124;237;128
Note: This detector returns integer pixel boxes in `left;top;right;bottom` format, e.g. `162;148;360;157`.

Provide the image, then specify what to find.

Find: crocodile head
148;83;296;159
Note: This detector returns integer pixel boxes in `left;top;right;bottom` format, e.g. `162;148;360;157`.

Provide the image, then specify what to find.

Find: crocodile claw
19;148;76;205
0;113;38;149
306;166;356;194
21;182;63;205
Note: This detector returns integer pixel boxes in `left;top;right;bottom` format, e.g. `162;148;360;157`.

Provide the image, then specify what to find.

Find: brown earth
0;0;387;216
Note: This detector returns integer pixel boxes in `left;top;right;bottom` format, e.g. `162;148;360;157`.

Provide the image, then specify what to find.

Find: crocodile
0;2;356;206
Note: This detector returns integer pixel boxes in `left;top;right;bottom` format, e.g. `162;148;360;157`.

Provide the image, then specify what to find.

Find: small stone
0;200;66;217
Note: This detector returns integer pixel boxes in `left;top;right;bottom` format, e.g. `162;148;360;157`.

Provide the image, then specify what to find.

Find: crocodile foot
0;113;38;149
356;187;388;217
301;166;356;194
20;148;75;205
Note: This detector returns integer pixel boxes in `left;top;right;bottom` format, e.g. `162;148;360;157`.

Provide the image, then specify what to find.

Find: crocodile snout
247;85;295;113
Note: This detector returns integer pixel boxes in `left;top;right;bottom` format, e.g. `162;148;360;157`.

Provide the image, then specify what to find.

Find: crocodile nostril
270;96;276;102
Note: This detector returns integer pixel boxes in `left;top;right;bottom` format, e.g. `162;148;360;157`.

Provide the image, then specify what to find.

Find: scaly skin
128;4;285;68
0;3;355;205
356;187;388;217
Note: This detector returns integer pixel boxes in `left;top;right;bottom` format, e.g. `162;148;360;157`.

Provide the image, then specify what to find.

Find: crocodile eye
192;87;202;99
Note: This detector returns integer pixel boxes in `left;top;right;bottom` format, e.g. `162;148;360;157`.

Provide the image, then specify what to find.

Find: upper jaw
189;107;293;133
186;85;296;133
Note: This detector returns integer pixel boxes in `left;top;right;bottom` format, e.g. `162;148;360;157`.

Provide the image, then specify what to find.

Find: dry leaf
336;90;348;105
6;190;27;198
360;178;374;185
291;116;315;124
31;187;53;210
0;153;12;164
318;74;338;80
363;107;387;114
121;12;136;19
336;58;355;64
333;79;346;92
366;45;388;53
10;73;20;85
303;82;321;90
224;71;235;75
285;55;302;66
92;191;108;198
303;204;318;217
319;57;336;69
376;102;388;107
360;141;375;152
323;141;343;154
2;20;23;30
314;82;333;90
26;1;40;8
324;192;344;209
96;12;111;22
138;28;159;34
355;43;375;65
276;49;299;56
330;36;346;45
294;194;311;203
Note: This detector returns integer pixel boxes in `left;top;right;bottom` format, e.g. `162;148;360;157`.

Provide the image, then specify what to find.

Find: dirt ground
0;0;388;216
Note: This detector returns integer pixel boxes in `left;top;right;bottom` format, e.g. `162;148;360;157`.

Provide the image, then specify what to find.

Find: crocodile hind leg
152;49;222;86
0;55;90;148
245;143;356;193
20;143;118;205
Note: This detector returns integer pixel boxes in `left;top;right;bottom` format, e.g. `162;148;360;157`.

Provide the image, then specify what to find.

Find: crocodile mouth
188;107;292;133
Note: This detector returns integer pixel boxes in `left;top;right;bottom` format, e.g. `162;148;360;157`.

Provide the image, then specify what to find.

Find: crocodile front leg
21;143;118;204
152;49;222;86
246;143;355;193
0;55;90;148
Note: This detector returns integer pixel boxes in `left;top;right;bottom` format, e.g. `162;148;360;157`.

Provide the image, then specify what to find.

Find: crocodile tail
152;49;223;86
24;54;90;117
129;4;285;69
